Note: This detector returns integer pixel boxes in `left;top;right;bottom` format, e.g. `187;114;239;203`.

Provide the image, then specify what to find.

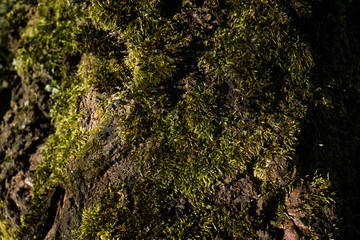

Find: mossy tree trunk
0;0;359;239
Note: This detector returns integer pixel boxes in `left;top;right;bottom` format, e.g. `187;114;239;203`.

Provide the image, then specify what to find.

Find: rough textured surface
1;0;360;239
0;76;51;228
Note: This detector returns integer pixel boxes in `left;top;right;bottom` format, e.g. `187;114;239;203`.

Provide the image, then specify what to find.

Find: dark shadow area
160;0;183;18
41;186;65;238
291;1;360;238
23;186;65;239
0;80;13;122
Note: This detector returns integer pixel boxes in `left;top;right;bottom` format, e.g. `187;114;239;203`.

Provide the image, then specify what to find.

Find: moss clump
0;213;18;240
1;0;359;239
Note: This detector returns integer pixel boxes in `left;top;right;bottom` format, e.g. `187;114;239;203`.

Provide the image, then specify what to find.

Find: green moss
69;0;341;238
0;200;18;239
15;0;79;81
71;137;111;185
19;76;91;237
3;0;358;239
73;181;260;239
78;53;130;94
0;220;18;240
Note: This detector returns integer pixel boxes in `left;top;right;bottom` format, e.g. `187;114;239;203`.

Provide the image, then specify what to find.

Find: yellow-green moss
3;0;359;239
0;200;17;239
